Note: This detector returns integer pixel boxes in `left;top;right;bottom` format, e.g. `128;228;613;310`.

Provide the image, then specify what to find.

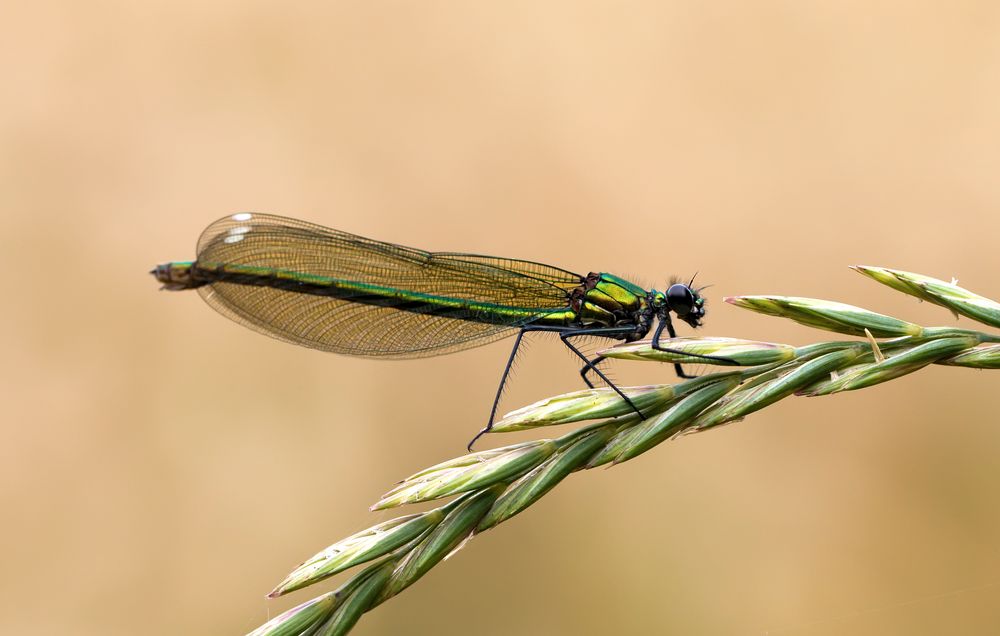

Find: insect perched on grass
152;213;733;447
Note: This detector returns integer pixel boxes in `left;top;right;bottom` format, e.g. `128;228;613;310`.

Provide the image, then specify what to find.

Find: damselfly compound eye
666;283;695;316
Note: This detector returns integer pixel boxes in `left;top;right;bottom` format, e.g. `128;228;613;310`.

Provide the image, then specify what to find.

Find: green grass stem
250;266;998;635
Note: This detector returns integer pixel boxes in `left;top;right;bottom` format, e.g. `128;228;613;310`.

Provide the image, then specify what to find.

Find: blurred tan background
3;2;1000;634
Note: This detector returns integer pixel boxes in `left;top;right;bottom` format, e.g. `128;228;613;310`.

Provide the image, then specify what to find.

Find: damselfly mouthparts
152;213;733;447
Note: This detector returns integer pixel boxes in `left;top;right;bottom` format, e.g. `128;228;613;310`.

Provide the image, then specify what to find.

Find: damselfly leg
651;315;737;378
579;354;605;389
468;325;642;450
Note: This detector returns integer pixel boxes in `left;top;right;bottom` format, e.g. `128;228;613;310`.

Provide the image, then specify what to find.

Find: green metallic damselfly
152;213;733;447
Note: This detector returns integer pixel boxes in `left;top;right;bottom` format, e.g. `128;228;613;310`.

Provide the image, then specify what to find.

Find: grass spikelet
724;296;923;337
853;266;1000;328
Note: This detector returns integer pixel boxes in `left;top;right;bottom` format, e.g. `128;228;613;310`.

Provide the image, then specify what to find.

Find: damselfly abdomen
152;213;730;447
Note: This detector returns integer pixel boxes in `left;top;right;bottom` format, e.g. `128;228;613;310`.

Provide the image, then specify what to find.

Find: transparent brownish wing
193;213;582;358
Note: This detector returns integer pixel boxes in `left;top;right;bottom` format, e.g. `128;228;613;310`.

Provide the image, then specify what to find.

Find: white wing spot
232;212;252;221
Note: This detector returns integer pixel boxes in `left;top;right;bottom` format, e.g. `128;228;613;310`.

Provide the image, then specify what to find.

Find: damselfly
152;213;733;447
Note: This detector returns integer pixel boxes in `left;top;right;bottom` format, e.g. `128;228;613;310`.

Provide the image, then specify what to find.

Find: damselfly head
151;262;203;291
666;282;706;328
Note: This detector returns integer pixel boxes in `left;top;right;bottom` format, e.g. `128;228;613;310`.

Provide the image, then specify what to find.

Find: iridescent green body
572;273;651;329
162;261;653;335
